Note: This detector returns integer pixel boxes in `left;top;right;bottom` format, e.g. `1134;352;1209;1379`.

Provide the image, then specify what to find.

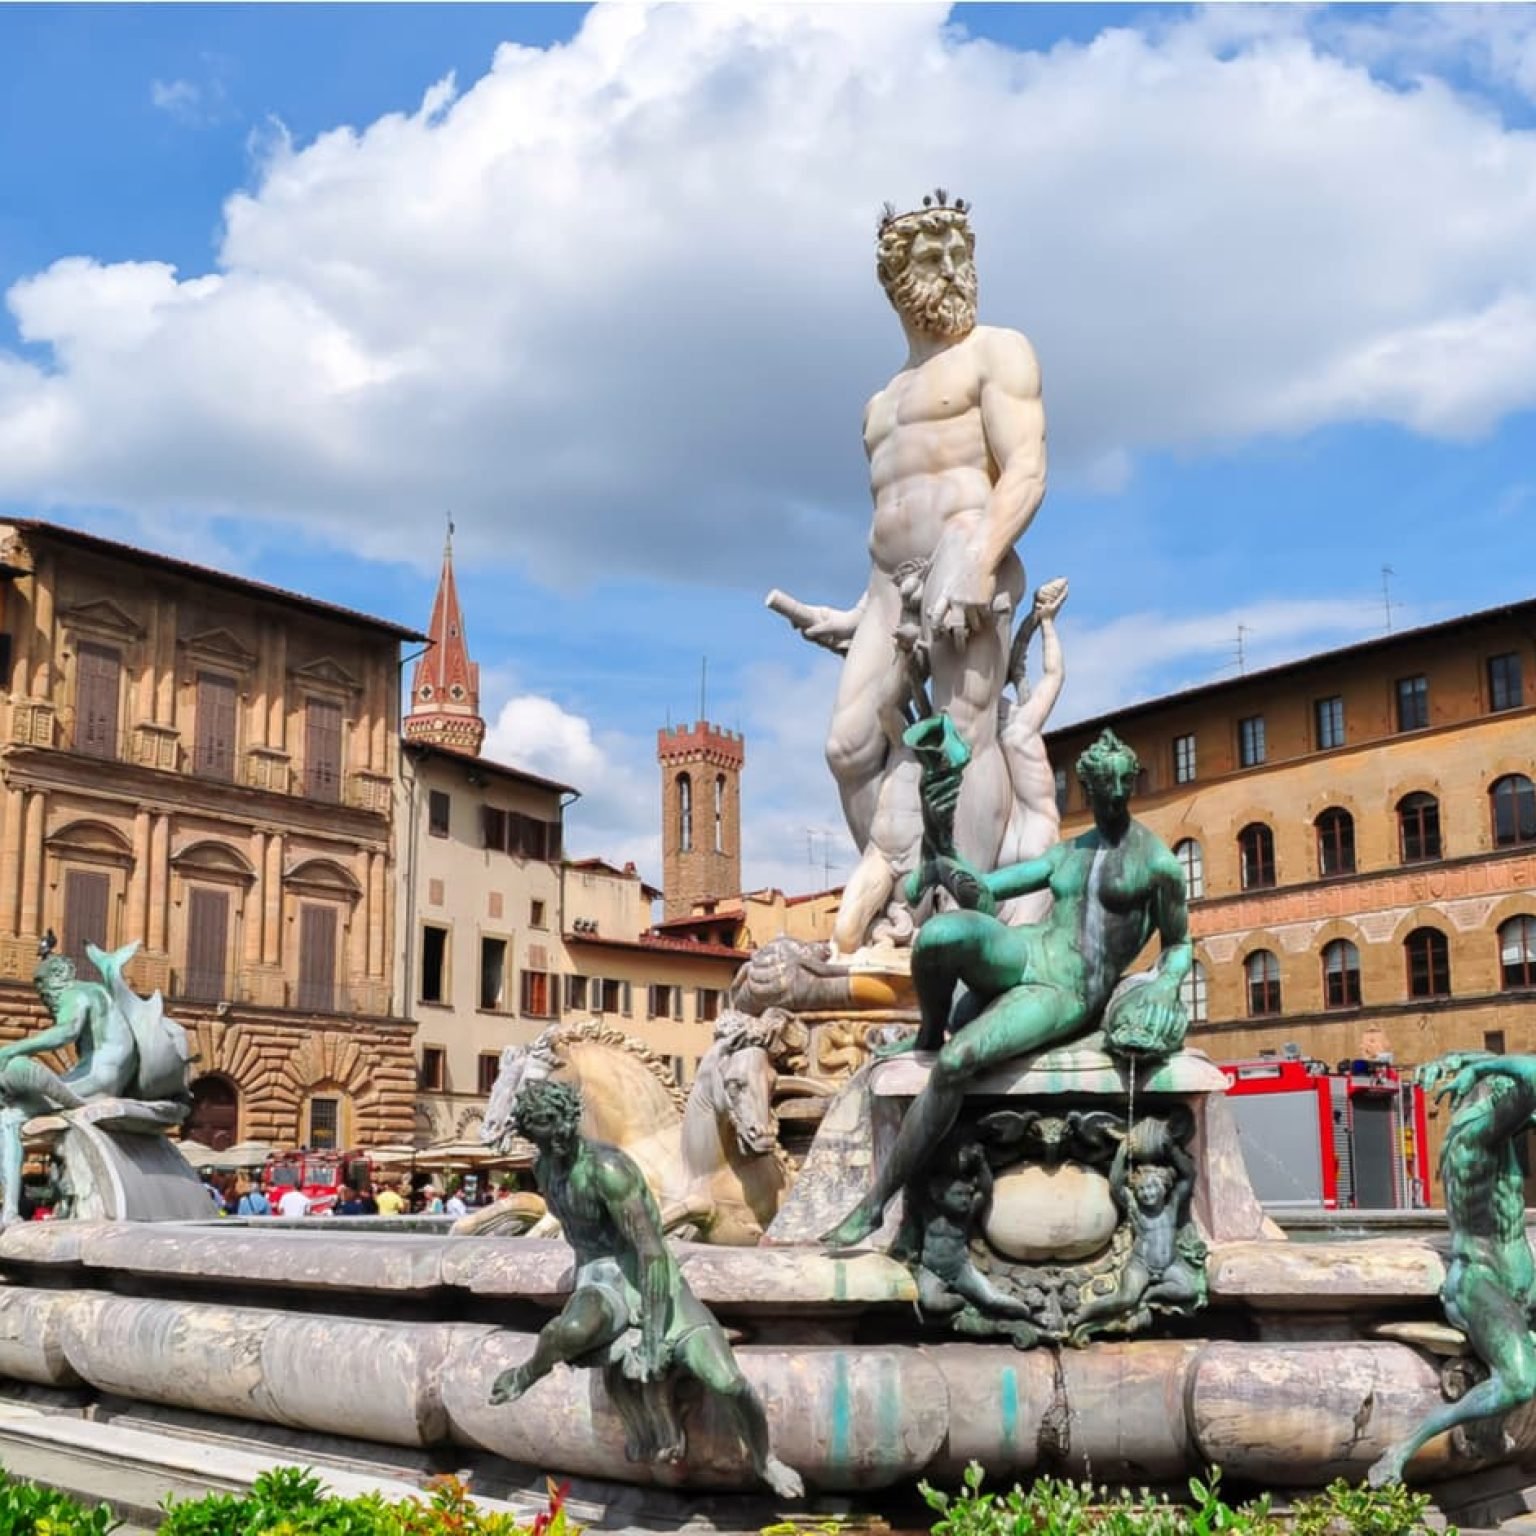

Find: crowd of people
199;1171;482;1219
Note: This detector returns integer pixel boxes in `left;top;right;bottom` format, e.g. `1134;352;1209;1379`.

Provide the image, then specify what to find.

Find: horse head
718;1043;779;1157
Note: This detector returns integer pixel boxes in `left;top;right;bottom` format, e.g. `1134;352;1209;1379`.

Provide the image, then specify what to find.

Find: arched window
1238;823;1276;890
714;774;726;854
1179;959;1208;1025
1398;792;1441;863
1245;950;1281;1016
1499;915;1536;991
677;773;692;853
1405;927;1450;1000
185;1074;240;1152
1173;838;1204;900
1315;808;1356;877
1322;938;1362;1009
1491;774;1536;849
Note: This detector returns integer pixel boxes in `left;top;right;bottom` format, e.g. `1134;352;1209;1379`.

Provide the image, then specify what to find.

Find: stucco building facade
1046;599;1536;1173
0;519;421;1152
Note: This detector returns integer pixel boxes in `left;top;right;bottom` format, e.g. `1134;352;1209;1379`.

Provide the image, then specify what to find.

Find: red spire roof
404;522;485;756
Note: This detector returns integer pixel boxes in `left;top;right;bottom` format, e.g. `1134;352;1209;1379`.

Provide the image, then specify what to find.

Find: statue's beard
890;267;978;340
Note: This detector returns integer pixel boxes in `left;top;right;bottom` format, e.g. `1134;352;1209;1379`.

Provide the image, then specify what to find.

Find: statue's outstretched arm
985;848;1057;902
0;1000;85;1067
764;590;866;655
1152;868;1194;989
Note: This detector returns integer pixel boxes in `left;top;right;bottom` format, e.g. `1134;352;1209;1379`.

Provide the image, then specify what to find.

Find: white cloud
4;4;1536;591
151;79;202;120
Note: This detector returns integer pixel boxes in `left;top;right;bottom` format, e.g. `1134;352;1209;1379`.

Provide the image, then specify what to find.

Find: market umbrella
367;1143;421;1167
173;1139;219;1168
414;1138;504;1169
210;1140;275;1171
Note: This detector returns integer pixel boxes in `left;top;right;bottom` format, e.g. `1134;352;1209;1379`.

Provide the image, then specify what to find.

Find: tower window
678;773;693;853
714;774;726;854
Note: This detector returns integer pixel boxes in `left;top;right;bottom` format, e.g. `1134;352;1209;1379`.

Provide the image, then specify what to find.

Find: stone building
657;721;743;919
1046;598;1536;1112
397;554;741;1141
0;519;422;1151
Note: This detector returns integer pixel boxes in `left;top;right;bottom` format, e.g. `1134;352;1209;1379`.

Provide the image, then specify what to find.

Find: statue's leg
489;1290;620;1405
1367;1270;1536;1486
2;1058;86;1111
911;911;1026;1048
826;589;904;850
676;1328;803;1500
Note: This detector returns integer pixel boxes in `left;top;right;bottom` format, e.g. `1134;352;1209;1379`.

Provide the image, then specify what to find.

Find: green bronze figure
823;727;1192;1248
1369;1052;1536;1486
489;1078;803;1500
0;931;191;1225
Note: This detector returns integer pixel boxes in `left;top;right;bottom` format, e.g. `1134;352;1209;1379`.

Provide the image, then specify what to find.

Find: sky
3;3;1535;895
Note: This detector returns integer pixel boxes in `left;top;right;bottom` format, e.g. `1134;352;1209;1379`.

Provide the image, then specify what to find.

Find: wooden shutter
62;869;110;972
547;819;563;861
75;643;120;759
185;887;229;1001
482;807;507;852
194;673;238;780
303;698;343;802
297;903;337;1011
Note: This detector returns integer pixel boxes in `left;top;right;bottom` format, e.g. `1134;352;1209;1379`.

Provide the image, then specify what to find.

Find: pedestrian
236;1179;271;1217
276;1184;310;1219
445;1186;468;1218
374;1182;406;1216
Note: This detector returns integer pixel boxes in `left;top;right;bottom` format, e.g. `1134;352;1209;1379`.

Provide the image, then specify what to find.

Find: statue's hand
1104;977;1187;1061
927;564;999;645
1033;577;1069;623
1436;1054;1512;1105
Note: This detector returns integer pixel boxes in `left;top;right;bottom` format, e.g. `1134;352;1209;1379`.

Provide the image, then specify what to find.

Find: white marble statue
769;191;1051;954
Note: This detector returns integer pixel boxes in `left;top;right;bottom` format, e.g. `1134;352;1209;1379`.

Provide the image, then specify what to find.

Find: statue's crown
879;187;971;235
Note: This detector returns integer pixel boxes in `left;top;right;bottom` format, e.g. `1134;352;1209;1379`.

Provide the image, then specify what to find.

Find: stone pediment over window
289;657;362;696
45;819;134;864
59;597;145;643
283;856;363;900
181;627;258;677
171;839;257;885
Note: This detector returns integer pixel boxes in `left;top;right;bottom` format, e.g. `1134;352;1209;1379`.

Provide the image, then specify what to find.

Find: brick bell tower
404;523;485;756
657;720;745;920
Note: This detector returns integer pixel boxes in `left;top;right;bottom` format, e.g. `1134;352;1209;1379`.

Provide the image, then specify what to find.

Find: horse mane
539;1017;687;1116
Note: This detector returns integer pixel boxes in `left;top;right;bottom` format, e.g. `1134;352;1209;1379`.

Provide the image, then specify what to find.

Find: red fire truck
263;1149;374;1215
1219;1055;1431;1210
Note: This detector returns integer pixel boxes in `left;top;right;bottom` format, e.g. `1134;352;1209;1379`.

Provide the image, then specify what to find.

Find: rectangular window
599;978;630;1015
1314;695;1344;751
428;790;451;837
193;672;238;780
521;969;553;1018
483;807;507;851
1486;1030;1508;1055
479;936;507;1011
530;899;547;929
307;1097;339;1151
695;987;721;1023
62;868;110;973
1396;674;1429;732
1238;715;1266;768
1172;734;1196;785
565;974;589;1012
1489;652;1523;712
74;641;121;759
419;1046;446;1092
648;984;683;1020
183;886;230;1002
1053;767;1069;814
296;903;337;1012
420;924;449;1004
477;1052;501;1095
304;697;344;801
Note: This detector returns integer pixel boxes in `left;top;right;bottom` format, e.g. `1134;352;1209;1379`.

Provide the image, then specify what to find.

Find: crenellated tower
657;721;744;919
404;525;485;756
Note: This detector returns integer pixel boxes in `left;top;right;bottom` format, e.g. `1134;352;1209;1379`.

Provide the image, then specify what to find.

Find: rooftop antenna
1381;564;1396;634
699;656;708;724
1234;623;1252;677
444;510;454;552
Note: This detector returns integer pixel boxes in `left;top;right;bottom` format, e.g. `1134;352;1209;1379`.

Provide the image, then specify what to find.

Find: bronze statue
823;727;1192;1247
1370;1052;1536;1485
0;932;191;1225
489;1078;803;1499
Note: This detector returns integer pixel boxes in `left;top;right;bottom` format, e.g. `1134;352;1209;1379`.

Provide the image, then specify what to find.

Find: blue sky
2;3;1535;891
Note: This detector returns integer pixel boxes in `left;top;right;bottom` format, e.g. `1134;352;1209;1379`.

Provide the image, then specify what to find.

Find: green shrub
0;1472;118;1534
919;1463;1449;1535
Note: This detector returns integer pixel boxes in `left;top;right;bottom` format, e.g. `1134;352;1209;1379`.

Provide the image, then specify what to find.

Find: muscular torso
864;330;996;572
1441;1096;1536;1298
1017;827;1167;1011
59;985;137;1093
